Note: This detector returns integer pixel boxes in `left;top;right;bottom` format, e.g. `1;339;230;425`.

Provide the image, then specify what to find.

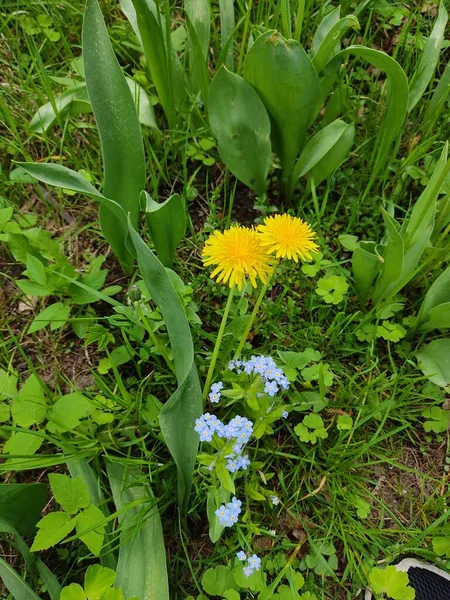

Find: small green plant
31;474;105;555
368;566;415;600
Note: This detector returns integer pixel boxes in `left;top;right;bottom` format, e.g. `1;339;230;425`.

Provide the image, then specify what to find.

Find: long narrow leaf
128;222;202;509
219;0;235;70
0;558;42;600
13;163;201;508
408;1;448;112
83;0;146;269
107;462;169;600
311;15;360;74
330;46;409;198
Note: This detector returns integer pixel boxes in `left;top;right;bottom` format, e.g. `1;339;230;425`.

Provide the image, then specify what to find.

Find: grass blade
83;0;146;270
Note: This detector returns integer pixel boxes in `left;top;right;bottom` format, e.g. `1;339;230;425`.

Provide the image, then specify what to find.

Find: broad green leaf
128;220;202;510
107;462;169;600
76;505;106;556
291;120;354;193
60;583;87;600
311;14;360;73
29;85;91;133
84;565;116;600
47;392;92;433
416;339;450;388
3;431;43;464
83;0;145;269
201;566;239;596
142;192;186;268
372;210;404;304
352;242;382;304
31;512;76;552
209;67;272;195
11;374;47;428
408;2;448;111
417;265;450;331
420;304;450;332
49;474;90;514
28;302;71;334
0;484;47;537
26;253;47;286
330;46;408;197
244;31;321;185
0;557;42;600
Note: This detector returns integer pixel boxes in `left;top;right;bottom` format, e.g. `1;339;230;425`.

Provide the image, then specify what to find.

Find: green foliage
315;274;349;304
31;474;105;556
82;0;146;270
209;67;272;196
421;406;450;433
294;414;328;445
368;566;415;600
416;339;450;388
60;565;119;600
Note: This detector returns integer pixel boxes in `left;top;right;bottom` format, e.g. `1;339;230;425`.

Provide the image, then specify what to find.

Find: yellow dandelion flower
257;214;319;262
202;225;273;291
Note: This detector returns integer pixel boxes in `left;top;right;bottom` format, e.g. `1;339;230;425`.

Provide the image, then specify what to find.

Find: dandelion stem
233;273;273;360
203;286;235;400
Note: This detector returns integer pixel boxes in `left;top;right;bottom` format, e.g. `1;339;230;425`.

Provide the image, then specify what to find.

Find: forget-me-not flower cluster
228;355;290;397
208;381;223;403
194;413;253;473
237;551;262;576
215;496;242;527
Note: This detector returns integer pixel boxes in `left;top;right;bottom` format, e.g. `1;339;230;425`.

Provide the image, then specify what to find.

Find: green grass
1;1;450;600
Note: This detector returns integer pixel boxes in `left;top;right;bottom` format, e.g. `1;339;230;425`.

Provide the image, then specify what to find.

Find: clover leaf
294;414;328;444
315;275;349;304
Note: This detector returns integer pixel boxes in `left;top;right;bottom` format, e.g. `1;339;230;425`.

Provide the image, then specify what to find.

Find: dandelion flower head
257;214;318;262
202;225;272;290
